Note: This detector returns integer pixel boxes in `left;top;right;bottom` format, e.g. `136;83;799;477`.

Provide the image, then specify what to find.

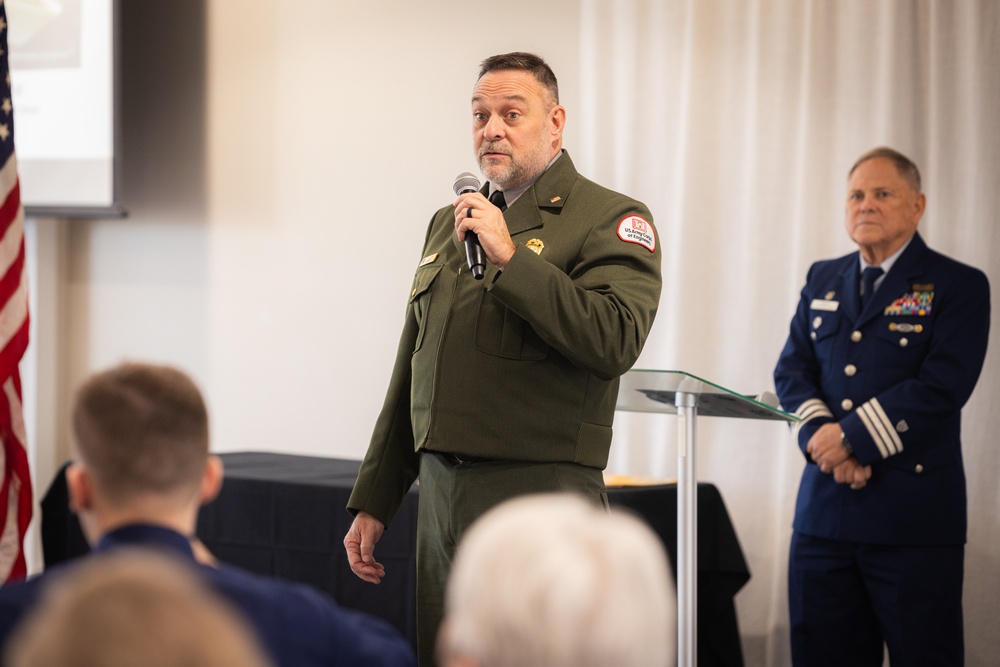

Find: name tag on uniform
810;299;839;312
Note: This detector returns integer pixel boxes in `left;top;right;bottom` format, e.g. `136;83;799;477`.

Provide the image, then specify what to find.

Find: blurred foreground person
5;551;273;667
437;494;676;667
0;361;415;667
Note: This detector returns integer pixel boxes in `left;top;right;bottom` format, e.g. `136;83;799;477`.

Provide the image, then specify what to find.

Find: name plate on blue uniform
810;299;839;312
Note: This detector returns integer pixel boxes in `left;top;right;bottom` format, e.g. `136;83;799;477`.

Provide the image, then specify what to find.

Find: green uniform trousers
415;452;608;667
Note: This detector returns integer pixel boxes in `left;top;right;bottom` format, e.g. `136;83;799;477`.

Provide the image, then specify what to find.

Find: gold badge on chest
525;238;545;255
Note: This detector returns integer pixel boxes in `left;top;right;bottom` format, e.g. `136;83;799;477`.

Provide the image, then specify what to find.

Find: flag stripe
0;1;33;582
0;182;22;278
0;264;27;361
0;154;18;218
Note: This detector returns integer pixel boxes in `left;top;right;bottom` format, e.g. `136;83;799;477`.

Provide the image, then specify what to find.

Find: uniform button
811;332;817;340
844;364;857;377
899;337;909;347
841;398;854;411
851;331;863;342
914;464;924;474
813;316;823;329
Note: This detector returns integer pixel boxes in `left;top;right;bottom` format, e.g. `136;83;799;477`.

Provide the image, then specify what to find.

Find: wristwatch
840;431;854;454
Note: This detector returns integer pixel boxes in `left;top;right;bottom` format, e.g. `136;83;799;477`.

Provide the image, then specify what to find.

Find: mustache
479;143;511;158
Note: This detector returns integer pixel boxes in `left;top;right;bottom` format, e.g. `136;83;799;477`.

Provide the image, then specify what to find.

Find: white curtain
579;1;1000;664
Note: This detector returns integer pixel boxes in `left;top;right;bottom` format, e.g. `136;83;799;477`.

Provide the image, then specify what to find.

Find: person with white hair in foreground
437;494;676;667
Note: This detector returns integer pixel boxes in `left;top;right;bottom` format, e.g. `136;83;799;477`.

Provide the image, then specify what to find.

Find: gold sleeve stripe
793;399;833;438
795;398;833;422
857;398;903;459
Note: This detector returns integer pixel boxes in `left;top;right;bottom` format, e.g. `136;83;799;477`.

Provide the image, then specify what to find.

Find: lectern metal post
675;390;698;667
615;370;797;667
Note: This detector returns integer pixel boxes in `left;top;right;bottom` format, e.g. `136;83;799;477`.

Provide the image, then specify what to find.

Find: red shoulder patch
616;215;655;252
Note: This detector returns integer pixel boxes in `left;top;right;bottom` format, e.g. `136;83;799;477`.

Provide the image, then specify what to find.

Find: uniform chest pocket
474;291;549;360
809;310;842;344
410;264;443;352
876;318;932;352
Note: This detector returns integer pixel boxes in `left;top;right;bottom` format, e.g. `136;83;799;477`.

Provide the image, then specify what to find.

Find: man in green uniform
344;52;663;666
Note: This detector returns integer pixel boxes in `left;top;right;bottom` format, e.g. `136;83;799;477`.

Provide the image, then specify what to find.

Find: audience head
4;551;273;667
67;362;221;537
439;493;676;667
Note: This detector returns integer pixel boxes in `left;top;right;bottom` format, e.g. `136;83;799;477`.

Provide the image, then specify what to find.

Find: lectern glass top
616;369;799;421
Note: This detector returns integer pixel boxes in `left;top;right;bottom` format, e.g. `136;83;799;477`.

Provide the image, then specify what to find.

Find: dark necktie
490;190;507;212
860;266;884;309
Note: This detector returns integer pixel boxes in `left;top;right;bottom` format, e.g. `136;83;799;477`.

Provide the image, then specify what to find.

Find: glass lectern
616;370;798;667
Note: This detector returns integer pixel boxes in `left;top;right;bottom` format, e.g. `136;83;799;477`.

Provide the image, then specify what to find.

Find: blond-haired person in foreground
438;494;676;667
5;551;273;667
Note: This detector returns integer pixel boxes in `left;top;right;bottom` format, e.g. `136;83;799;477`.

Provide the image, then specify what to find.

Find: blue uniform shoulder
0;575;44;645
922;245;990;284
805;252;855;281
205;563;416;667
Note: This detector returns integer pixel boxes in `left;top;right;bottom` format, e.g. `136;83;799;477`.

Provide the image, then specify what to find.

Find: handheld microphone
453;172;485;280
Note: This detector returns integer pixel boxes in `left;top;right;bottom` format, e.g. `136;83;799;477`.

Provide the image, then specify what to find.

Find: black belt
425;451;494;465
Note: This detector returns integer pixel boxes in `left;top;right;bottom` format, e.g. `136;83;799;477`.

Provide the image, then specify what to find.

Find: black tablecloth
41;452;750;666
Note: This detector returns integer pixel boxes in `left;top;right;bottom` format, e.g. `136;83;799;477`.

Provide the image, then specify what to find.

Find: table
41;452;750;666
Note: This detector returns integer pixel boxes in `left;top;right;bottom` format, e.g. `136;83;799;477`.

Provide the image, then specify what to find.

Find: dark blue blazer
774;233;990;545
0;524;416;667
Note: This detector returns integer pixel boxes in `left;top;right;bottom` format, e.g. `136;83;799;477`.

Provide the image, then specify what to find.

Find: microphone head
453;172;481;196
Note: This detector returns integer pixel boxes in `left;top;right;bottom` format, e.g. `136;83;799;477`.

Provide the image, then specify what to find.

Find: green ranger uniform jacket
348;152;663;527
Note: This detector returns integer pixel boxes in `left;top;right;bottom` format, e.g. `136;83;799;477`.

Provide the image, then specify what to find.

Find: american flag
0;0;32;583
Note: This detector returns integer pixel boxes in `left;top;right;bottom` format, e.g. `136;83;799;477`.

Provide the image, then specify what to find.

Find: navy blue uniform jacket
0;524;416;667
774;233;990;545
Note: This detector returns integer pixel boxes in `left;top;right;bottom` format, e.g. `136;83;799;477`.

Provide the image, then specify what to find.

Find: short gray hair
849;146;922;192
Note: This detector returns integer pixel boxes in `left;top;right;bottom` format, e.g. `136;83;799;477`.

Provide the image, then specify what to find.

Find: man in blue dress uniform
774;147;990;666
